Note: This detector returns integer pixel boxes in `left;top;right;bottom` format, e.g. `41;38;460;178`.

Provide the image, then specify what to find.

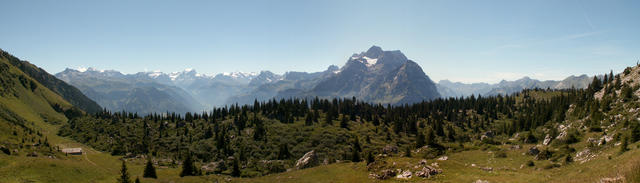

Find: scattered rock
475;180;490;183
556;125;569;140
370;169;396;180
510;145;522;150
419;159;428;165
295;150;319;170
201;161;222;174
480;166;493;172
509;133;520;141
481;131;494;140
528;146;540;156
431;162;439;167
599;176;624;183
599;135;613;146
543;134;552;146
395;170;412;179
416;166;442;178
124;153;135;158
575;149;596;164
382;145;398;154
415;145;431;153
27;151;38;157
437;156;448;161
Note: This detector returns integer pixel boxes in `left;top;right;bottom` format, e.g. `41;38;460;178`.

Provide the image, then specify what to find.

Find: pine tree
415;132;426;148
180;154;195;177
372;116;380;126
313;110;320;122
622;84;634;101
619;137;629;155
366;151;375;165
340;115;349;129
305;112;313;126
117;160;132;183
204;127;213;139
590;76;603;93
425;127;436;146
404;146;412;157
143;159;157;179
253;118;266;141
231;159;241;177
351;148;361;162
325;111;333;125
564;155;573;164
353;136;362;153
277;144;291;160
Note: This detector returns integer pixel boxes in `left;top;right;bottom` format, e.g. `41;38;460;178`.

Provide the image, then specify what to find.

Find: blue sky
1;0;638;83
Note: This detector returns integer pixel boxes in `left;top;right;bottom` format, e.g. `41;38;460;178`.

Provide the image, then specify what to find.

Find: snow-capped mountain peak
220;72;259;79
349;55;379;67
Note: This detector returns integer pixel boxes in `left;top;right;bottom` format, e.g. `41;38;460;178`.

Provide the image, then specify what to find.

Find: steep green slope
0;49;102;113
0;55;118;183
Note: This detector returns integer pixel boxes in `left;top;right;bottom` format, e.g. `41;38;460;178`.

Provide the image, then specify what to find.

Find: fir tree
277;144;291;160
231;159;241;177
366;151;375;165
404;146;412;157
353;136;362;152
340;115;349;129
305;112;313;126
143;159;157;179
416;132;426;148
325;111;333;125
117;160;132;183
180;154;196;177
425;127;436;146
351;148;361;162
590;76;603;94
619;137;629;155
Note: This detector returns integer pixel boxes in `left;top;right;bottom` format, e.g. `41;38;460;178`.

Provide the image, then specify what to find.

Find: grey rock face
295;150;319;170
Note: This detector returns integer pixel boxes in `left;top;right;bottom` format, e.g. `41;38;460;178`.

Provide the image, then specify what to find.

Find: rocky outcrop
295;150;319;170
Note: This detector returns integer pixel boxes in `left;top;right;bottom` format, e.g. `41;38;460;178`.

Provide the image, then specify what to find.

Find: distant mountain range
53;46;593;114
437;75;593;98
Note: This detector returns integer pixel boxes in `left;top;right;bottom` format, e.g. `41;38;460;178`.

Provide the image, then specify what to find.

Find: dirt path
84;152;98;166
